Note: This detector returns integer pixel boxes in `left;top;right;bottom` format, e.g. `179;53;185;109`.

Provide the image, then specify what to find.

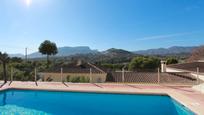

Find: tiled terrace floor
0;81;204;114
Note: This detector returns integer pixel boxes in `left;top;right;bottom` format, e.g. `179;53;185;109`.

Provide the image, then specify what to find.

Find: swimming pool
0;89;195;115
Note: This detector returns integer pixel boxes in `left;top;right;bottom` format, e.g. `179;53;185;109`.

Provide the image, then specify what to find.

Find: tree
166;58;178;65
0;52;10;83
128;56;160;71
39;40;58;67
101;63;124;70
10;57;23;63
187;46;204;62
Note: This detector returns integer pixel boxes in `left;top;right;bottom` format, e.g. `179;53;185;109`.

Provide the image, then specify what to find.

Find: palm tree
39;40;58;68
0;52;10;83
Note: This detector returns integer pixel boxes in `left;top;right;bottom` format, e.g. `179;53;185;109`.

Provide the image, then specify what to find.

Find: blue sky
0;0;204;54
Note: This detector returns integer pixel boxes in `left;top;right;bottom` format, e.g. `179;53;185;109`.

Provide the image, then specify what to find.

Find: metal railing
107;68;202;85
0;67;203;86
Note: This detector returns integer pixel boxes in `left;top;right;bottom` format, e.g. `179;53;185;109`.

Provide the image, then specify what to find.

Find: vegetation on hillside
128;57;160;71
0;58;48;81
166;58;178;65
0;52;10;83
0;41;195;82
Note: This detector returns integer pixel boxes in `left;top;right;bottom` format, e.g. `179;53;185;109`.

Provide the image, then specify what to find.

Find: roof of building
167;62;204;73
42;62;105;74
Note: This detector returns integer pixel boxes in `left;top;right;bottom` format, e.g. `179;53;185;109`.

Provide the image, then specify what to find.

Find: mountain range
27;46;98;58
134;46;197;56
9;46;197;58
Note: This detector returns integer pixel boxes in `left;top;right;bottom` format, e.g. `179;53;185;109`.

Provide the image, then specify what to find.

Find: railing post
35;67;37;82
197;67;200;85
61;68;63;82
158;68;160;84
11;67;13;82
90;68;92;83
122;68;125;83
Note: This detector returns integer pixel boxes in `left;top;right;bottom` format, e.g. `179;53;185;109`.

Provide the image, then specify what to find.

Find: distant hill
28;46;98;58
9;53;24;58
134;46;197;56
103;48;134;57
70;48;137;64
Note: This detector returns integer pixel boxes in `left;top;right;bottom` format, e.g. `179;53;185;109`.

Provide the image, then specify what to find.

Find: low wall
39;72;107;83
166;67;184;72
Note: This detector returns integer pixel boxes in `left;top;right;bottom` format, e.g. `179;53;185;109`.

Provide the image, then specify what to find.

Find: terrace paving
0;81;204;115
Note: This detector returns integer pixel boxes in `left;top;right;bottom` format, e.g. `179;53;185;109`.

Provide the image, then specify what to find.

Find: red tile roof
43;63;105;74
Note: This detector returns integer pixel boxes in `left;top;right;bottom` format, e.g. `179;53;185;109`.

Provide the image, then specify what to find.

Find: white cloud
135;31;200;41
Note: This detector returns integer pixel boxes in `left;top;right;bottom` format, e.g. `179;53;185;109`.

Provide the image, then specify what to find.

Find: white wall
166;67;184;72
191;73;204;81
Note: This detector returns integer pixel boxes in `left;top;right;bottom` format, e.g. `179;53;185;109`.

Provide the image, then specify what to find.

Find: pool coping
0;82;203;114
1;87;169;95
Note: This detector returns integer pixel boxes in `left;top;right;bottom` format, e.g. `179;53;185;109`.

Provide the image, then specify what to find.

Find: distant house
39;61;107;83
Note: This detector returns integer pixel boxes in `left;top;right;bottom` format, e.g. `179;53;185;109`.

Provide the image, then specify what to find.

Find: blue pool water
0;89;194;115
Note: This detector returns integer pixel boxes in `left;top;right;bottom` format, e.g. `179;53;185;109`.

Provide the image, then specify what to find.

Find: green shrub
166;58;178;65
70;77;80;83
128;56;160;71
106;73;114;82
66;75;70;82
79;76;90;83
68;76;90;83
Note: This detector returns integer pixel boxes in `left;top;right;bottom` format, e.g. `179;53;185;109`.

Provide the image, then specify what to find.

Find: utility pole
25;47;28;61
